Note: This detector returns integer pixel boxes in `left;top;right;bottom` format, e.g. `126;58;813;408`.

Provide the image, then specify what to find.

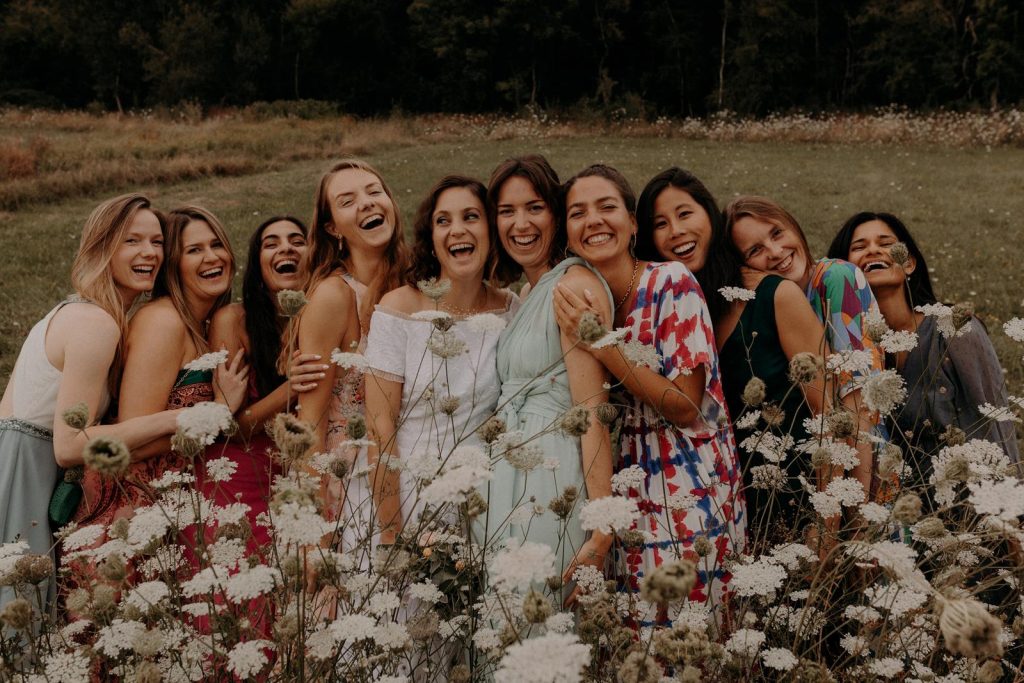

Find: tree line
2;0;1021;115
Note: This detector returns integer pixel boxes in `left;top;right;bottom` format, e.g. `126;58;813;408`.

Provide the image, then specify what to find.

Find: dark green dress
719;275;812;547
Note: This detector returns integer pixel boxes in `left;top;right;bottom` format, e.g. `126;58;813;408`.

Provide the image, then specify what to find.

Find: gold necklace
616;257;641;311
440;287;488;317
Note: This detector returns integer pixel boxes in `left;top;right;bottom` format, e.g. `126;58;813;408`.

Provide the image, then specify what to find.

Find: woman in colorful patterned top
552;165;745;621
724;196;885;504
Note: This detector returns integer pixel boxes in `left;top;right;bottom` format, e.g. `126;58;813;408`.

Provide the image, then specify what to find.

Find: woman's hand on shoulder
288;350;329;393
554;279;606;347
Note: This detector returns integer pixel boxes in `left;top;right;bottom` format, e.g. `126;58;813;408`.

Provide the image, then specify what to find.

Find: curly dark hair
242;215;308;397
636;167;741;325
485;155;564;286
407;175;493;286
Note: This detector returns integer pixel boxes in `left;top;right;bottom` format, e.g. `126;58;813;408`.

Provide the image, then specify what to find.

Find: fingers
563;586;579;610
229;348;245;372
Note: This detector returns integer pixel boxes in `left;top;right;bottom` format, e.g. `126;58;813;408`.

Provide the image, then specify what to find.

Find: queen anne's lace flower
61;524;105;552
43;651;90;683
760;647;797;671
1003;317;1024;342
579;495;639;534
331;349;369;371
184;349;228;372
227;640;272;679
225;565;280;603
719;286;756;302
466;312;507;333
176;401;233;447
725;628;765;657
880;329;918;353
591;327;629;349
124;580;169;611
204;456;237;483
611;465;646;494
489;541;556;591
969;479;1024;520
494;633;591;683
977;402;1020;422
730;558;787;598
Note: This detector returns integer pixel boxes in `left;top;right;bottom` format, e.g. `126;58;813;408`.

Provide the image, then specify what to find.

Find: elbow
53;442;81;468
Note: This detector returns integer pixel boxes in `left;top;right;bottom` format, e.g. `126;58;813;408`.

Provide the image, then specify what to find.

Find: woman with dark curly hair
364;175;518;547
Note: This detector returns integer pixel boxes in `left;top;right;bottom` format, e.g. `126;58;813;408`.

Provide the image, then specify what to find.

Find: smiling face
179;220;232;303
496;175;556;274
732;215;810;286
846;219;915;291
651;186;713;273
326;167;397;254
258;220;309;293
565;176;636;267
110;208;164;301
432;186;490;281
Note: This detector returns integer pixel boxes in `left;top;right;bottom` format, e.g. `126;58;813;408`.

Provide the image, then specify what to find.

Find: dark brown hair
563;164;637;216
408;175;492;285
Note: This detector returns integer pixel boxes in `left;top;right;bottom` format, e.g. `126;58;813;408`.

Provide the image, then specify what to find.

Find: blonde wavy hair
70;193;164;394
154;206;236;356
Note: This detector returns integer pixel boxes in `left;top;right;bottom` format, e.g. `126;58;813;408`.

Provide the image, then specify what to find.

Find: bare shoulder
379;285;425;314
211;302;245;329
560;266;610;306
51;301;119;338
129;298;187;341
773;278;806;303
307;274;356;310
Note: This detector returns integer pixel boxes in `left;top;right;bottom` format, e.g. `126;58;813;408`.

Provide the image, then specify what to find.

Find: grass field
2;118;1024;392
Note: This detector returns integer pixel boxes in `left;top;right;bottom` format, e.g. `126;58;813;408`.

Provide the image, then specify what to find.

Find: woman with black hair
828;212;1019;498
205;216;321;551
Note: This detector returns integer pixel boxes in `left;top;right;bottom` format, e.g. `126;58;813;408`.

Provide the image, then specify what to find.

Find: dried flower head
811;447;832;469
577;311;606;344
888;242;910;268
98;552;127;583
618;649;662;683
892;493;923;525
915;517;947;539
478;416;507;444
464;490;488;518
789;352;821;385
276;289;308;317
864;308;891;344
640;559;697;605
863;370;907;414
976;660;1003;683
549;486;579;520
937;596;1003;659
345;413;367;441
82;436;130;477
63;465;84;483
595;402;619;425
951;301;974;331
523;589;553;624
0;597;32;631
432;315;455;332
427;330;467;358
439;395;461;416
62;402;91;431
170;431;204;459
270;413;316;463
134;661;162;683
828;410;857;439
329;457;350;479
742;377;767;407
878;443;904;477
750;464;785;490
560;405;590;437
417;276;452;301
693;536;712;557
940;424;967;447
620;529;646;548
760;403;786;428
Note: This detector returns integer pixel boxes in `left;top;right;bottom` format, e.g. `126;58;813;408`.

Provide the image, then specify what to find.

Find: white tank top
8;299;111;429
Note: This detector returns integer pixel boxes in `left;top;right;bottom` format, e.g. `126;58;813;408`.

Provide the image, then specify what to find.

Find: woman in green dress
484;155;615;588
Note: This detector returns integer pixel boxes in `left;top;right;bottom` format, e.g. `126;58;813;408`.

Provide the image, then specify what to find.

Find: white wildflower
227;640;272;679
427;330;468;358
666;490;699;511
408;581;444;604
127;506;173;547
739;431;794;463
207;537;246;568
846;540;920;580
331;349;369;371
494;632;591;683
862;369;907;414
839;633;868;656
204;456;237;482
730;558;787;598
917;303;967;339
368;591;401;616
43;651;90;683
273;500;333;547
225;565;279;603
843;604;882;623
545;612;574;633
59;619;92;642
1004;317;1024;342
769;543;816;571
124;580;169;611
182;565;228;597
671;601;712;631
719;286;756;302
474;627;503;652
826;349;874;376
969;479;1024;521
866;581;929;618
591;327;629;349
579;496;639;534
880;329;918;353
724;628;765;658
420;446;493;506
149;470;195;490
176;401;233;447
611;465;646;494
978;402;1021;422
60;524;105;552
869;657;904;678
621;340;660;369
184;349;228;372
572;564;606;597
859;502;890;524
735;410;760;430
466;313;507;333
95;619;147;657
760;647;797;671
490;541;556;591
373;622;410;650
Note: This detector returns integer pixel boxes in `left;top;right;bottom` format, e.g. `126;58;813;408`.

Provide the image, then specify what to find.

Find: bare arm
46;305;179;466
296;278;359;452
365;371;404;545
554;284;706;428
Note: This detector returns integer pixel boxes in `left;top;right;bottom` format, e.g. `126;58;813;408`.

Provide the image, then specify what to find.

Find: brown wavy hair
485;155;564;286
154;205;236;356
723;195;813;270
408;175;492;286
307;159;410;329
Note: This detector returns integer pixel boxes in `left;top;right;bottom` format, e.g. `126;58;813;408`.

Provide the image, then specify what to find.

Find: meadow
2;108;1024;390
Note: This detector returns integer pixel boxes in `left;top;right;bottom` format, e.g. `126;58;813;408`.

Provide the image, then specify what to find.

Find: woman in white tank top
0;194;182;618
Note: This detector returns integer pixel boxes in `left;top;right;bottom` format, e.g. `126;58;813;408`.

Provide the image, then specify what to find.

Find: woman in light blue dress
484;155;615;587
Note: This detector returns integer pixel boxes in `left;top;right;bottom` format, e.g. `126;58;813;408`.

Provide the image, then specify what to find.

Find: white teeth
585;234;612;246
200;267;223;278
512;235;538;247
360;214;385;229
672;242;696;256
132;266;154;274
864;261;890;273
448;243;474;256
776;255;793;271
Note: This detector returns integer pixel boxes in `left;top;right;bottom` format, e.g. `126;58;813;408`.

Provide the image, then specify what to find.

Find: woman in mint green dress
484;155;615;587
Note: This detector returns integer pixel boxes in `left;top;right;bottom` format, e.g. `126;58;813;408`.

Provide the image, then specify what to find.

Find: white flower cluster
183;349;228;372
719;286;756;302
175;401;234;447
579;495;639;534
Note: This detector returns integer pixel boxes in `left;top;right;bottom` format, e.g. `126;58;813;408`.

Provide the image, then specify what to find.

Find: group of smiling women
2;155;1017;617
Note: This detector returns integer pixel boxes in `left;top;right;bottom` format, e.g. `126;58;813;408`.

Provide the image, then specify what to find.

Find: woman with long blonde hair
1;194;182;612
74;205;248;530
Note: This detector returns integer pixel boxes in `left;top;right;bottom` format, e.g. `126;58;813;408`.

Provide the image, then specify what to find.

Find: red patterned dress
612;262;745;621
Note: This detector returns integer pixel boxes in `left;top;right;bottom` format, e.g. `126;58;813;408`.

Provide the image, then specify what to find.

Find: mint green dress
484;257;612;571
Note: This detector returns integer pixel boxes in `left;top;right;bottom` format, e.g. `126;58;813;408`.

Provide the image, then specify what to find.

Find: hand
289;350;329;393
553;284;602;346
561;533;612;609
214;349;249;413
